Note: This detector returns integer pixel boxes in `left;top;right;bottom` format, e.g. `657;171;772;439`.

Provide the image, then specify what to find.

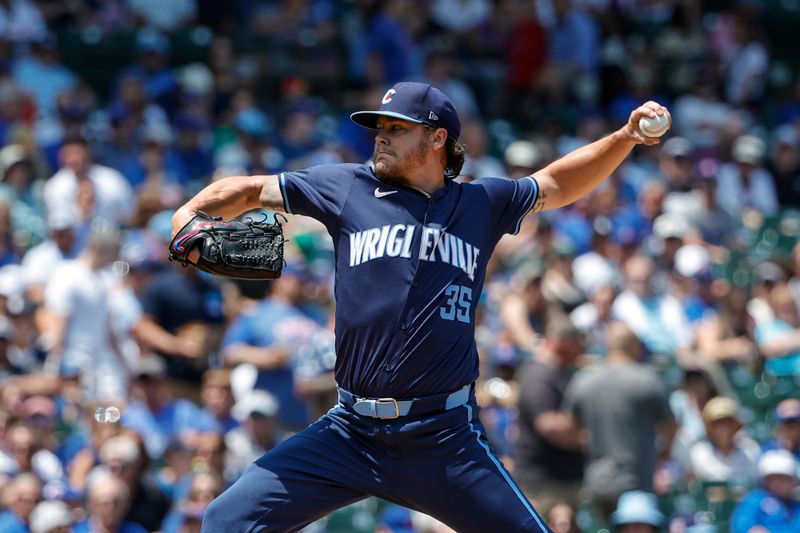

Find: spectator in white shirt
688;396;759;486
43;137;135;228
22;210;80;307
715;135;778;218
224;390;283;482
42;223;130;401
612;254;692;361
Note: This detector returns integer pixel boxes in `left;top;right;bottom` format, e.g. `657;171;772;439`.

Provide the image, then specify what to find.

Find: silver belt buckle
375;398;400;419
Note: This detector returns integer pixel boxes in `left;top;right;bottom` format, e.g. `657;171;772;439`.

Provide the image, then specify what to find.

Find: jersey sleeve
278;163;358;231
474;176;539;236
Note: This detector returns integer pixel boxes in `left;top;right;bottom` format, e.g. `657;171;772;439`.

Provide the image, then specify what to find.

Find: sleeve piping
278;172;292;214
512;175;539;235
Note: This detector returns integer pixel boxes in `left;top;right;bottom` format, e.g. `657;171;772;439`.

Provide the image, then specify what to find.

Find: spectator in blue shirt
73;473;147;533
731;450;800;533
762;399;800;461
0;473;41;533
11;35;78;120
755;282;800;377
114;28;177;112
194;368;239;435
222;266;321;430
120;355;202;458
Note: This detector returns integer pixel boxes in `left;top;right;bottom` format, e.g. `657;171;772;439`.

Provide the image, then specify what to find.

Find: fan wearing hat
172;78;671;532
762;399;800;461
29;500;74;533
225;390;284;481
731;450;800;533
610;491;664;533
716;134;778;218
688;396;759;485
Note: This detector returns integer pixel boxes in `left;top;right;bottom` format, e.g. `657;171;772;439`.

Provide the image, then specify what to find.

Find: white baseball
638;112;670;138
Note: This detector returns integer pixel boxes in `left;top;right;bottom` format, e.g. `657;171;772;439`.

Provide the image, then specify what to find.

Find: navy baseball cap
351;82;461;140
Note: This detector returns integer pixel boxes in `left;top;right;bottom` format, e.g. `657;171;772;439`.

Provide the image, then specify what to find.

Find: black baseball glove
169;211;286;280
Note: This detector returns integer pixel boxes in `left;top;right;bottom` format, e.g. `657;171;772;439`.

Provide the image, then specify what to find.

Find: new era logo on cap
350;82;461;141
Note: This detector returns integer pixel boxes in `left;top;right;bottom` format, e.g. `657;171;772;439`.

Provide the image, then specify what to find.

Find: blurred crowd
1;0;800;532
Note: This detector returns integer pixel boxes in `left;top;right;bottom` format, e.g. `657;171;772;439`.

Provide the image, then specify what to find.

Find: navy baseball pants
201;393;550;532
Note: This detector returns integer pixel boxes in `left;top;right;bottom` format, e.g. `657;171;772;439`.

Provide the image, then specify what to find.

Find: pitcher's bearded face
372;118;431;184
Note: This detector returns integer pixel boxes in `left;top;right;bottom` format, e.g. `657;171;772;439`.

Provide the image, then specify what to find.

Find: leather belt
337;384;472;420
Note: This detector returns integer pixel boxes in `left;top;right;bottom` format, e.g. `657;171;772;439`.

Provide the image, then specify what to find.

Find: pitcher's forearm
534;129;636;210
173;175;281;236
532;101;668;212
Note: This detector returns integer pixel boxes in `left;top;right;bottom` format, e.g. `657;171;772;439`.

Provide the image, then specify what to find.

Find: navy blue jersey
279;163;538;398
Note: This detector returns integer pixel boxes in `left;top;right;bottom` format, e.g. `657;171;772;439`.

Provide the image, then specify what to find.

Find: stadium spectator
190;431;227;483
659;137;704;225
749;261;785;326
41;221;130;401
670;366;719;452
564;322;676;514
545;501;579;533
115;27;178;110
0;0;46;43
73;473;147;533
28;499;74;533
716;134;778;218
722;13;769;106
43;137;135;227
132;213;224;391
0;472;41;532
90;433;170;532
11;34;78;120
0;423;63;485
194;368;238;435
569;283;616;357
695;285;756;365
515;317;586;510
127;0;196;32
21;209;79;307
222;264;321;431
730;450;800;533
500;263;562;356
120;355;201;458
458;120;505;181
64;402;123;493
755;282;800;377
610;490;664;533
762;399;800;461
571;216;620;298
688;396;759;486
768;124;800;208
161;471;223;533
612;254;692;361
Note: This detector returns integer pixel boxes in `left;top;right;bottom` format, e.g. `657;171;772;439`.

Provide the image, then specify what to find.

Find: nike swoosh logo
374;188;397;198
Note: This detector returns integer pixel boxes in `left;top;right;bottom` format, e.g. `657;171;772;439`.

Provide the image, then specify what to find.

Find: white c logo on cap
381;89;396;105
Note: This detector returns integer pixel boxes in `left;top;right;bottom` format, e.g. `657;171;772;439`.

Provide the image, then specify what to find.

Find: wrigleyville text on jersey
348;224;480;281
